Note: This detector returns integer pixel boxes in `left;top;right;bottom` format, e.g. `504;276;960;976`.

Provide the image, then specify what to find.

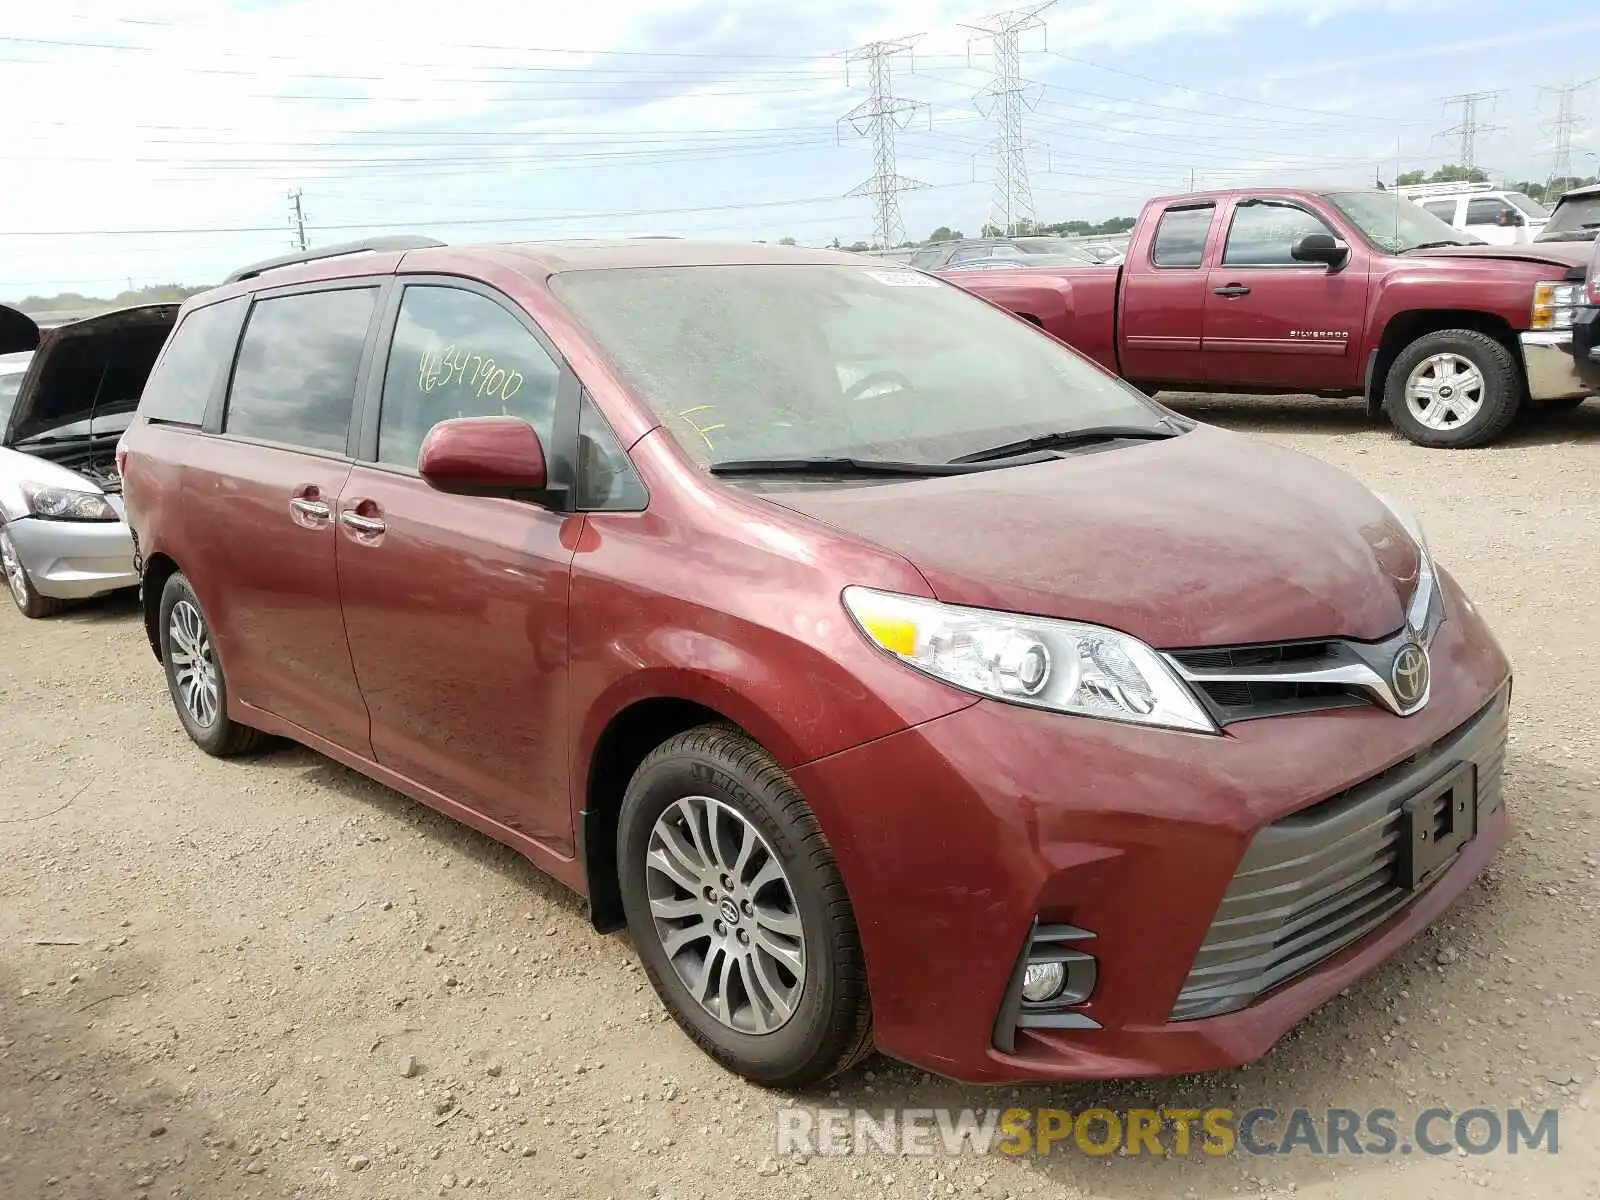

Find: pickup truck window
1151;204;1214;268
1222;202;1337;267
1421;200;1457;222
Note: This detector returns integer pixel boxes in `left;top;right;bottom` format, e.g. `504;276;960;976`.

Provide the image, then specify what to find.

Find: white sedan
0;303;177;618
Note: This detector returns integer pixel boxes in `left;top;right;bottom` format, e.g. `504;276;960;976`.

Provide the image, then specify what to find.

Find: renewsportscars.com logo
775;1106;1561;1158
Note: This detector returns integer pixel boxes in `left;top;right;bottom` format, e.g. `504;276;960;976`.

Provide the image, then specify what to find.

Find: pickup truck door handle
1213;284;1252;298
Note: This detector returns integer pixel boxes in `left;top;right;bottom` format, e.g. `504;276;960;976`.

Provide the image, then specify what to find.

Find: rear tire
617;723;873;1088
0;525;66;619
1383;329;1523;448
157;572;264;757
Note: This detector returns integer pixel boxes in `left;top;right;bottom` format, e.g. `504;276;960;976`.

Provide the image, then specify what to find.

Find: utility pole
839;37;930;250
962;2;1055;236
1437;90;1505;171
1539;78;1599;195
288;188;308;252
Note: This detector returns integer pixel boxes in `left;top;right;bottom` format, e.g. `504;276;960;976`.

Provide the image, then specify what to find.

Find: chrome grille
1170;687;1508;1021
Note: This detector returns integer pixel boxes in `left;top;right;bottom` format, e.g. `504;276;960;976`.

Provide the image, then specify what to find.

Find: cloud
0;1;1590;298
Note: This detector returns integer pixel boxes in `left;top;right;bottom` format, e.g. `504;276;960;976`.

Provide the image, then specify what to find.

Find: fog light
1021;961;1066;1003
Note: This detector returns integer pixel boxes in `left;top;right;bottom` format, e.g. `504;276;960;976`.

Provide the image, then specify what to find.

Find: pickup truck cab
950;187;1594;447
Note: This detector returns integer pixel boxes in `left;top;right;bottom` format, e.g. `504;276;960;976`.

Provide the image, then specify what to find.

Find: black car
1535;182;1600;243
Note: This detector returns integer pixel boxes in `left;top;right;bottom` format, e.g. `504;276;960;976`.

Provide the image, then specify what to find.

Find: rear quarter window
1151;205;1215;268
139;296;247;425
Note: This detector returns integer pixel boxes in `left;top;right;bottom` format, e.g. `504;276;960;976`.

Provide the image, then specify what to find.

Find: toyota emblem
1391;642;1429;708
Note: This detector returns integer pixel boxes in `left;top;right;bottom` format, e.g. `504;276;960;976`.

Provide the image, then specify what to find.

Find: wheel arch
140;552;183;661
1366;309;1519;418
579;693;752;933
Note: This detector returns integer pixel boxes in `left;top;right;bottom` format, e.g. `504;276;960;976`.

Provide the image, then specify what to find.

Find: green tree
777;236;797;246
1396;165;1489;187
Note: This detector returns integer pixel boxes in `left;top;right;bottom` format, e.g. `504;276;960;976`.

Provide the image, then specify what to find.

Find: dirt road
3;397;1598;1199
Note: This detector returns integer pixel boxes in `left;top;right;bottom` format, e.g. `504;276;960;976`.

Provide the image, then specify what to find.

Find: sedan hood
763;426;1421;649
2;303;178;446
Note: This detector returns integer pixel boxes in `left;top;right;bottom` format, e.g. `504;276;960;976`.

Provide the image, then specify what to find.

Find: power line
839;36;930;249
1437;90;1505;169
962;2;1054;236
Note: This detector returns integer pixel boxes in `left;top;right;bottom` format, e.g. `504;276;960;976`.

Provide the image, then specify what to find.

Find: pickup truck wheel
617;723;874;1088
1384;330;1522;448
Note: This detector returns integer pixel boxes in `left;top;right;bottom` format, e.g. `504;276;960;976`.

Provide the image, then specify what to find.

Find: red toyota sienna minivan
117;236;1512;1088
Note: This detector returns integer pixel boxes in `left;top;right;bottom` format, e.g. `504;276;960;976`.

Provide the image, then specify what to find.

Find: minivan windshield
1325;191;1479;253
550;264;1163;469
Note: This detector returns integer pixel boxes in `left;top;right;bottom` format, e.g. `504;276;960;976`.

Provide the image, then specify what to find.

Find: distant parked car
0;303;176;617
1535;181;1600;244
908;237;1101;271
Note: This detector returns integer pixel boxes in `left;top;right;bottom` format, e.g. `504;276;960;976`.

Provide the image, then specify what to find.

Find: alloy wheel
1404;352;1485;431
0;530;27;609
168;599;220;728
644;794;806;1035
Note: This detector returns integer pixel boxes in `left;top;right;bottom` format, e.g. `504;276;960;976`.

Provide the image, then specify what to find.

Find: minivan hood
2;303;178;446
1407;241;1590;272
763;426;1420;649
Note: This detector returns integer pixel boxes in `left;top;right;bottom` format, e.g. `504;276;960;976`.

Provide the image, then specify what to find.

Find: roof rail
223;235;447;285
1395;181;1495;199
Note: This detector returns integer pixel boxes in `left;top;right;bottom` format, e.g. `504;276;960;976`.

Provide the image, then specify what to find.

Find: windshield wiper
1404;240;1471;252
949;424;1179;465
709;456;1009;477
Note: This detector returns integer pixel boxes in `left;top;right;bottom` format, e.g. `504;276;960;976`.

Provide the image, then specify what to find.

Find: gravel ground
2;395;1599;1200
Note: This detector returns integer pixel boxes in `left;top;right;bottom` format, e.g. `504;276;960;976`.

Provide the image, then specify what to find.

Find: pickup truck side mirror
1290;233;1350;267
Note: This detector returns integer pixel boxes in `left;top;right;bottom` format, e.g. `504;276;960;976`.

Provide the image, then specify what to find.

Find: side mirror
1290;233;1350;267
418;415;549;498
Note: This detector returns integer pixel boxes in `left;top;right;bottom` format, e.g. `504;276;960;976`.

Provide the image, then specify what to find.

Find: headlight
1531;280;1584;330
20;482;119;522
842;586;1216;733
1371;491;1441;637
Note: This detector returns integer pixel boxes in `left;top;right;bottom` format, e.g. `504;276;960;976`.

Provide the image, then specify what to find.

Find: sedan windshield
549;264;1163;469
1325;191;1479;253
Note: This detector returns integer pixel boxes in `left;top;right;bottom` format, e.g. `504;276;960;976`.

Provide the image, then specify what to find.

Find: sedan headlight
1371;491;1442;637
1531;280;1584;330
842;586;1216;733
20;482;119;522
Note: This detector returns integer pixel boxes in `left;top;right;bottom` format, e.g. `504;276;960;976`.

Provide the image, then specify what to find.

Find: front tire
1384;329;1523;448
617;723;873;1088
157;572;263;757
0;525;65;619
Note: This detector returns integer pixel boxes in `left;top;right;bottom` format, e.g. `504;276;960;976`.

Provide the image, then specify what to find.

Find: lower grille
1170;687;1508;1021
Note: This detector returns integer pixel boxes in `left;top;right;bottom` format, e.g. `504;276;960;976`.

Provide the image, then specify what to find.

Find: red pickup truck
949;187;1595;447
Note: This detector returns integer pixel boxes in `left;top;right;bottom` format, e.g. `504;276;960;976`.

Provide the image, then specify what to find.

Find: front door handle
289;496;331;526
1213;284;1252;297
338;509;386;537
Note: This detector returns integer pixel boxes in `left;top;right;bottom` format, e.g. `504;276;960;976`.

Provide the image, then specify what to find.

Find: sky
1;0;1597;300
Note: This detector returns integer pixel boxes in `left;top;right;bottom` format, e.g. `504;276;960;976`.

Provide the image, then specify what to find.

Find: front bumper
1521;328;1599;400
790;571;1511;1083
3;513;138;599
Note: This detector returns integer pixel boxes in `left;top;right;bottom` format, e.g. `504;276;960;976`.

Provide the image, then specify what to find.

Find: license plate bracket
1398;762;1477;890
